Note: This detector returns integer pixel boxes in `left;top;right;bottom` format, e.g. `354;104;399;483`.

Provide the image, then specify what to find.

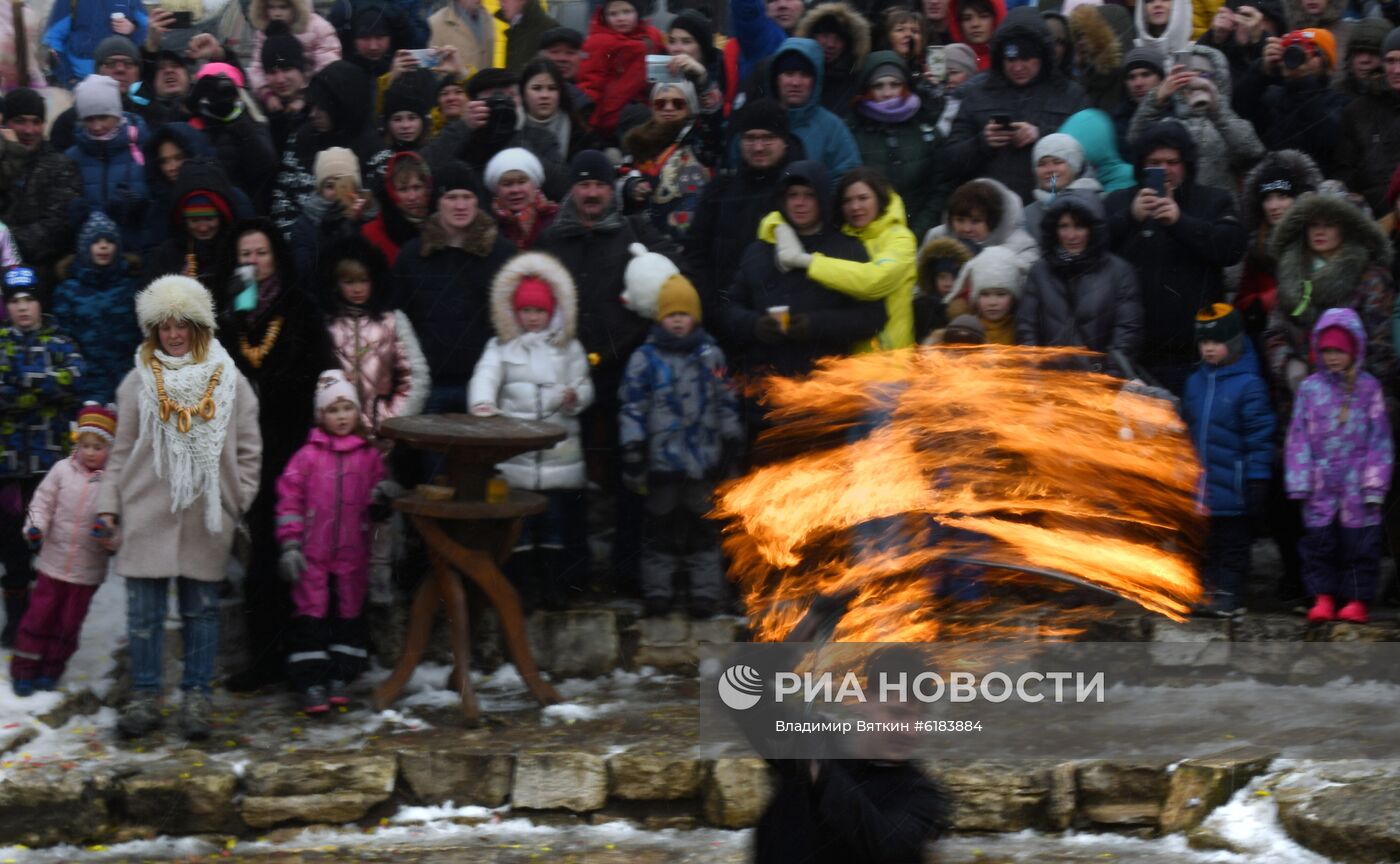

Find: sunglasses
653;98;687;110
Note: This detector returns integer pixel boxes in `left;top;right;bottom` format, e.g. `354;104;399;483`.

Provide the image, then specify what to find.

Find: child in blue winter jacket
1182;305;1275;617
619;274;741;619
65;75;148;253
51;212;143;404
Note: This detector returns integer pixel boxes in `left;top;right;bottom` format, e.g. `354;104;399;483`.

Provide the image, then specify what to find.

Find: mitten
773;222;813;272
24;527;42;552
278;541;307;584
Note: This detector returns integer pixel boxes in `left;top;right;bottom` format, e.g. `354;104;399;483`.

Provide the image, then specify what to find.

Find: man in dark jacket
0;90;82;275
685;99;799;337
1105;121;1247;395
183;65;280;208
943;7;1089;203
725;159;884;380
1235;29;1348;175
391;161;517;412
537;150;684;590
1335;27;1400;214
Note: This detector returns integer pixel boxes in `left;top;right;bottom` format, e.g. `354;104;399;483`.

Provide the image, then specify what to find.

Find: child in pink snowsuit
10;403;115;695
275;369;387;714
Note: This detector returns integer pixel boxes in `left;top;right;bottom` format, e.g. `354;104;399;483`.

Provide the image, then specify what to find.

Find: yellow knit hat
655;274;702;323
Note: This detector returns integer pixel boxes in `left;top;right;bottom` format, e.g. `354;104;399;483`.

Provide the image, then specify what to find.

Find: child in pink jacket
275;370;389;714
247;0;341;104
10;403;115;695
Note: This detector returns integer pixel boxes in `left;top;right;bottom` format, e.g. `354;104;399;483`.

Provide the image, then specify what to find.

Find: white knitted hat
484;147;545;193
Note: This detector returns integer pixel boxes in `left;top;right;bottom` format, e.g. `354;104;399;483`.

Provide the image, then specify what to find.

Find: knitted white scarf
135;340;239;533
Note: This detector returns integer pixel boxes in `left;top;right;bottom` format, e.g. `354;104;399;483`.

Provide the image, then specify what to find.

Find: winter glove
754;314;785;344
278;541;307;584
621;443;649;496
786;313;812;341
773;222;813;273
1247;479;1270;520
24;527;42;552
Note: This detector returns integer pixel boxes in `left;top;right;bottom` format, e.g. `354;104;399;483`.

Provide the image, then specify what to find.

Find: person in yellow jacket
781;166;917;350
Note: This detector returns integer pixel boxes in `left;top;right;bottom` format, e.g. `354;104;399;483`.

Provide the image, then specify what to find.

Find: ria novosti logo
717;664;764;710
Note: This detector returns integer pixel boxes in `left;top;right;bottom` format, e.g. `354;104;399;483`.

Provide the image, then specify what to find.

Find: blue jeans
126;577;221;695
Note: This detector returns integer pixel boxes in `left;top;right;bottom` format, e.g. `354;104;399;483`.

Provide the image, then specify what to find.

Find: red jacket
577;7;666;137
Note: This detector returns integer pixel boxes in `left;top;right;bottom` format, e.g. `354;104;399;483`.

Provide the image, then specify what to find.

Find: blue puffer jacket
768;39;861;183
66;113;149;252
42;0;149;84
0;315;86;479
1182;339;1275;516
51;212;142;404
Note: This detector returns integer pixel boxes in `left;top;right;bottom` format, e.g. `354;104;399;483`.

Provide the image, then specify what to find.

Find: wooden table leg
434;552;481;723
414;515;561;707
372;569;443;711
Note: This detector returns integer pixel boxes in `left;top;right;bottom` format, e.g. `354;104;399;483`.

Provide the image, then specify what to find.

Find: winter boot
117;693;163;738
34;676;58;691
1336;600;1369;624
1;588;28;648
178;692;214;741
1306;594;1336;624
302;685;330;715
328;679;350;706
11;678;33;697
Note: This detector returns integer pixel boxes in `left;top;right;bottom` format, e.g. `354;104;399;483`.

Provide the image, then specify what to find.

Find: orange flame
714;346;1205;643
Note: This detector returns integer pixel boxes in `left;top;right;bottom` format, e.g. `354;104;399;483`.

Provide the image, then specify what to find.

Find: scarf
494;192;557;250
135;340;239;534
856;94;921;124
1051;244;1097;280
253;274;282;322
523;110;570;163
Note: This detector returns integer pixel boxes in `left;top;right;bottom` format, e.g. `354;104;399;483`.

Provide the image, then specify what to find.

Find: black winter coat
391;215;517;390
536;201;683;376
1234;68;1347;177
943;8;1088;203
754;759;952;864
1018;193;1143;373
1105;170;1246;373
0;140;81;269
1335;86;1400;215
725;225;884;378
187;114;279;209
683;151;798;329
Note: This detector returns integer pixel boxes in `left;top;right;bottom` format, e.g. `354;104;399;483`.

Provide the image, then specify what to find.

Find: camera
483;92;518;140
1280;33;1316;69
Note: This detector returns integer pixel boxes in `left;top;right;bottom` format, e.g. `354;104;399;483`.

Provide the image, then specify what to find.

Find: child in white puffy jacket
468;252;593;610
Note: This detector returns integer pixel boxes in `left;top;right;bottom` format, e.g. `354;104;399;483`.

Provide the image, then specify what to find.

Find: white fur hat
620;242;679;321
136;275;217;334
315;368;361;412
949;245;1025;306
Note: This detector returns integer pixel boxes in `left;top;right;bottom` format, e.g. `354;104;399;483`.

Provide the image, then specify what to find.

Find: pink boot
1336;601;1369;624
1306;594;1336;623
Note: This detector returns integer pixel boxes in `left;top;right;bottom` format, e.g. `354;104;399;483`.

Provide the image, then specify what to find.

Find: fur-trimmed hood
1284;0;1344;29
419;211;501;257
917;234;974;297
1134;0;1193;55
954;177;1026;248
1070;5;1123;73
250;0;313;32
796;3;873;72
1240;149;1323;233
1273;192;1393;315
488;252;578;346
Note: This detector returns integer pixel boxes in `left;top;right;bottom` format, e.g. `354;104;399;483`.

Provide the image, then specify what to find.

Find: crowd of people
0;0;1392;765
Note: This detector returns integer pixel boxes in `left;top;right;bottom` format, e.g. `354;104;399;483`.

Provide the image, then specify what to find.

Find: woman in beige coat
96;276;262;742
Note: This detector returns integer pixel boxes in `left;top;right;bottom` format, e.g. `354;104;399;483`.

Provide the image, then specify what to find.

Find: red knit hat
513;276;555;315
76;402;117;443
1317;326;1356;357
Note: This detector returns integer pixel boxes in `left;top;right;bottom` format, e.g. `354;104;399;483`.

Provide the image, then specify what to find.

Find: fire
714;346;1205;643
